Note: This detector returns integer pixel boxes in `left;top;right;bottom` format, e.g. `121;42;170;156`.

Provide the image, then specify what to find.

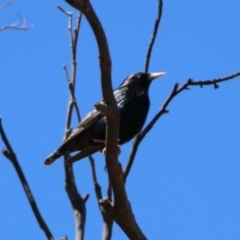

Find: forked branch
124;72;240;180
0;10;32;31
57;7;89;240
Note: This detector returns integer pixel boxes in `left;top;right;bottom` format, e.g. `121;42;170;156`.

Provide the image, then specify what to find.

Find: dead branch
0;0;13;10
124;71;240;181
0;118;54;240
124;0;163;184
0;12;32;31
58;6;112;239
89;156;114;240
57;7;88;240
124;0;164;182
145;0;163;73
65;0;146;239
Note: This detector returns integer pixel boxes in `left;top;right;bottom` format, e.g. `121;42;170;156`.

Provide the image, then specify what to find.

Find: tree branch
89;156;114;240
89;156;103;201
0;12;32;31
0;118;54;240
0;0;13;10
65;0;146;239
58;7;88;240
145;0;163;73
124;0;164;182
124;71;240;181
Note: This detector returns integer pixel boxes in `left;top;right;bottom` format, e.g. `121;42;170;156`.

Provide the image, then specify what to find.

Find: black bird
44;72;165;165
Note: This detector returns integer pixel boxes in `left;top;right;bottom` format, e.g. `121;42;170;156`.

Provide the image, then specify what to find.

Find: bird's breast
117;93;150;144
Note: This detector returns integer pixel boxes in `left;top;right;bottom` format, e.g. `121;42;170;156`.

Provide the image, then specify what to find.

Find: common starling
44;72;165;165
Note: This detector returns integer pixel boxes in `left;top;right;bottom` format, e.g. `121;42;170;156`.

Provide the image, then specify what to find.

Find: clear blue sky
1;0;240;239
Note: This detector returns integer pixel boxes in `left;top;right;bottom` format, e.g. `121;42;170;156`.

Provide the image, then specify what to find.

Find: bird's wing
79;108;103;128
44;108;104;166
66;108;103;140
66;148;99;164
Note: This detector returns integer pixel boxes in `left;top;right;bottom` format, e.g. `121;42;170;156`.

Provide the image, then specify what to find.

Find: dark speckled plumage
44;72;165;165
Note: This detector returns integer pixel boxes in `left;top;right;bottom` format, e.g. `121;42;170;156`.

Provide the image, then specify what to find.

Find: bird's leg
92;138;107;154
92;138;106;144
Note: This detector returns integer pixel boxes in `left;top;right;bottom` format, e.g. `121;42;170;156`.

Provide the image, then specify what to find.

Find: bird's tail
44;151;63;165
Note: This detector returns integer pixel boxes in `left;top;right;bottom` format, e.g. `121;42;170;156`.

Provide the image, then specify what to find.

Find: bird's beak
148;72;166;81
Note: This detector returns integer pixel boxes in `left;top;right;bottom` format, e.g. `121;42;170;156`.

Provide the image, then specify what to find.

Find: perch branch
65;0;147;239
0;118;54;240
124;71;240;181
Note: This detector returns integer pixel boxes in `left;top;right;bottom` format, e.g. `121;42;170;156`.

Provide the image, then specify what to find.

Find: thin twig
88;156;114;240
0;0;13;10
124;0;164;182
58;7;87;240
63;64;81;122
0;118;54;240
60;6;107;239
124;71;240;181
144;0;163;73
56;5;72;17
0;12;32;31
89;156;103;201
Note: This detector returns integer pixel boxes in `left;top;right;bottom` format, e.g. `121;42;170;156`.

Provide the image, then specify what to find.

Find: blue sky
1;0;240;239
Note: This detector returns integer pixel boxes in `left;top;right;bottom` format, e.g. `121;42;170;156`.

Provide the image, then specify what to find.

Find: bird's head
120;72;166;89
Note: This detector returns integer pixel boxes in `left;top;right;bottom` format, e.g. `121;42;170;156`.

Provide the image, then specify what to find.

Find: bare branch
0;0;13;10
63;63;81;122
89;156;114;240
65;0;146;239
0;12;32;31
0;118;54;240
64;163;87;240
58;7;87;240
145;0;163;73
124;0;164;183
57;4;72;17
60;7;108;239
89;156;103;201
124;71;240;181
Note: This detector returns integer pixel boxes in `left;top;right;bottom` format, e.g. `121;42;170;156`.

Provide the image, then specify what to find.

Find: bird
44;72;165;165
